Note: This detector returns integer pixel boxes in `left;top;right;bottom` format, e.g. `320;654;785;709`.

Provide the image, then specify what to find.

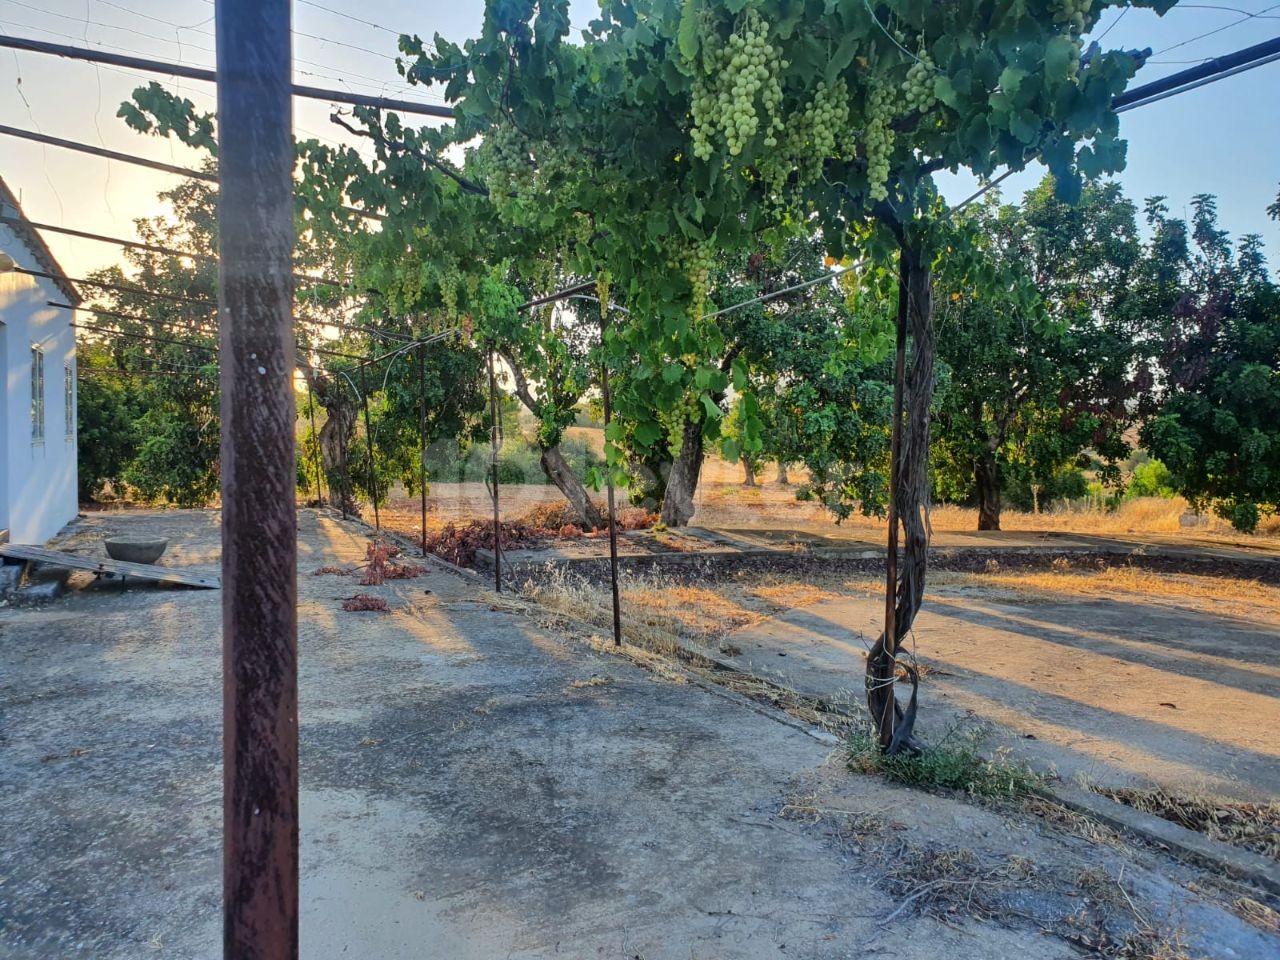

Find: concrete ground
724;585;1280;803
1;510;1276;959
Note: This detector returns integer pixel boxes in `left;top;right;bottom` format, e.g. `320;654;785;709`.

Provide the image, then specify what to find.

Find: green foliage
73;177;222;506
119;0;1163;522
1127;459;1175;499
1139;196;1280;533
123;387;220;507
74;357;140;501
930;176;1149;526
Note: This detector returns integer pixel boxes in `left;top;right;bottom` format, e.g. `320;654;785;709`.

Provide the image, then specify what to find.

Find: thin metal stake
216;1;298;957
305;374;325;507
337;379;349;522
487;347;502;592
359;364;380;533
418;344;428;557
600;307;622;646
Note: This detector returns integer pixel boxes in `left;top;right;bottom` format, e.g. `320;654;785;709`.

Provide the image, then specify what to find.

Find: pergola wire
0;123;387;222
0;33;455;119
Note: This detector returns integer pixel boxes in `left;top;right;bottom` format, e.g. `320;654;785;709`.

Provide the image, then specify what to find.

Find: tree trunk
540;443;604;529
975;447;1001;531
866;238;934;754
628;451;670;512
742;457;757;487
497;349;603;529
306;368;359;515
661;416;705;527
776;462;791;485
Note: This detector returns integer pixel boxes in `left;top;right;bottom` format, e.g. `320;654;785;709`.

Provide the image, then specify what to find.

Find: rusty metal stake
600;309;622;647
487;347;502;592
337;377;349;522
359;364;380;533
419;344;428;557
216;1;298;957
305;372;325;507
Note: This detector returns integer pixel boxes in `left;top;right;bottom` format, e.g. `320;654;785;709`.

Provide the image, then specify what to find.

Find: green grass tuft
847;722;1045;801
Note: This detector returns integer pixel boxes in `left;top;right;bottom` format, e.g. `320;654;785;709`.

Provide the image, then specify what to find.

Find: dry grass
841;496;1254;540
975;564;1280;619
566;675;612;690
1233;897;1280;935
1097;787;1280;861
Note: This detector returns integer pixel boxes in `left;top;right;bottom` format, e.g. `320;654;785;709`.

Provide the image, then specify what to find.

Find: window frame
64;363;75;439
30;345;45;444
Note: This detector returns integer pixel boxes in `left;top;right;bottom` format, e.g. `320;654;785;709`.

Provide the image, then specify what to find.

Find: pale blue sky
1;0;1277;280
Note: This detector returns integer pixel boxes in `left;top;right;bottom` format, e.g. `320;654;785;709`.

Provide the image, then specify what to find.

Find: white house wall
1;221;77;544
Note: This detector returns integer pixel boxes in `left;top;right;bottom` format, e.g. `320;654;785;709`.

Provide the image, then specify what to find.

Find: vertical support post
216;1;298;957
487;347;502;592
879;249;909;749
359;364;380;533
418;344;428;557
305;371;325;507
599;307;622;647
337;385;349;522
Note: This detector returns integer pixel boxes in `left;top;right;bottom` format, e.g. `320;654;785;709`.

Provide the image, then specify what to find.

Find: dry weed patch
977;564;1279;618
1097;787;1280;861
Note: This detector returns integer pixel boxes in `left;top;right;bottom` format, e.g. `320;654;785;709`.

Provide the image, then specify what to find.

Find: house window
30;346;45;442
65;364;75;438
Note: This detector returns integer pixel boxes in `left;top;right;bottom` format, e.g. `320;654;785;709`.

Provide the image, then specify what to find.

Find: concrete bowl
104;537;169;565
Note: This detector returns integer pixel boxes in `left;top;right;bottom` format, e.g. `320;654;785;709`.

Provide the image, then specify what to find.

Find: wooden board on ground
0;544;221;590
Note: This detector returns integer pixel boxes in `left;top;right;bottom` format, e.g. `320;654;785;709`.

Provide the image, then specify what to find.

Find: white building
0;176;80;545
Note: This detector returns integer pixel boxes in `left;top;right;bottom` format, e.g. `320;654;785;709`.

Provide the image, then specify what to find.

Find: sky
0;0;1277;282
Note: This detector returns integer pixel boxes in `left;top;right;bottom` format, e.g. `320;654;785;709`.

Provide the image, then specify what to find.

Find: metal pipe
487;347;502;592
359;364;380;532
419;343;429;557
599;307;623;647
305;375;326;508
215;2;298;956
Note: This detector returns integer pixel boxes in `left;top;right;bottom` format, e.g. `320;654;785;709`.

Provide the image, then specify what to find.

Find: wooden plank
0;544;221;589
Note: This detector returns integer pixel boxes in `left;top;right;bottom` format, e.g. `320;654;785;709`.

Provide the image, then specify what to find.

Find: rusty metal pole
487;347;502;592
419;344;428;557
337;379;350;522
599;308;622;647
305;372;325;507
359;364;380;533
215;1;298;957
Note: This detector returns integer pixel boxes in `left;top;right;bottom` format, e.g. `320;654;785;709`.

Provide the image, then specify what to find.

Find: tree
931;177;1147;530
75;344;140;501
1140;195;1280;532
77;177;221;507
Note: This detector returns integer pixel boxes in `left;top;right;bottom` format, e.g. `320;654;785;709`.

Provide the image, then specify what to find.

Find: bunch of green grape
438;262;461;318
689;8;785;160
475;123;533;201
901;54;937;114
681;242;716;320
799;78;851;162
1053;0;1092;34
863;82;897;202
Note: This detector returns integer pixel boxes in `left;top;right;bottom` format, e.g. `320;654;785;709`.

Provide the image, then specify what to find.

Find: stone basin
104;537;169;565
